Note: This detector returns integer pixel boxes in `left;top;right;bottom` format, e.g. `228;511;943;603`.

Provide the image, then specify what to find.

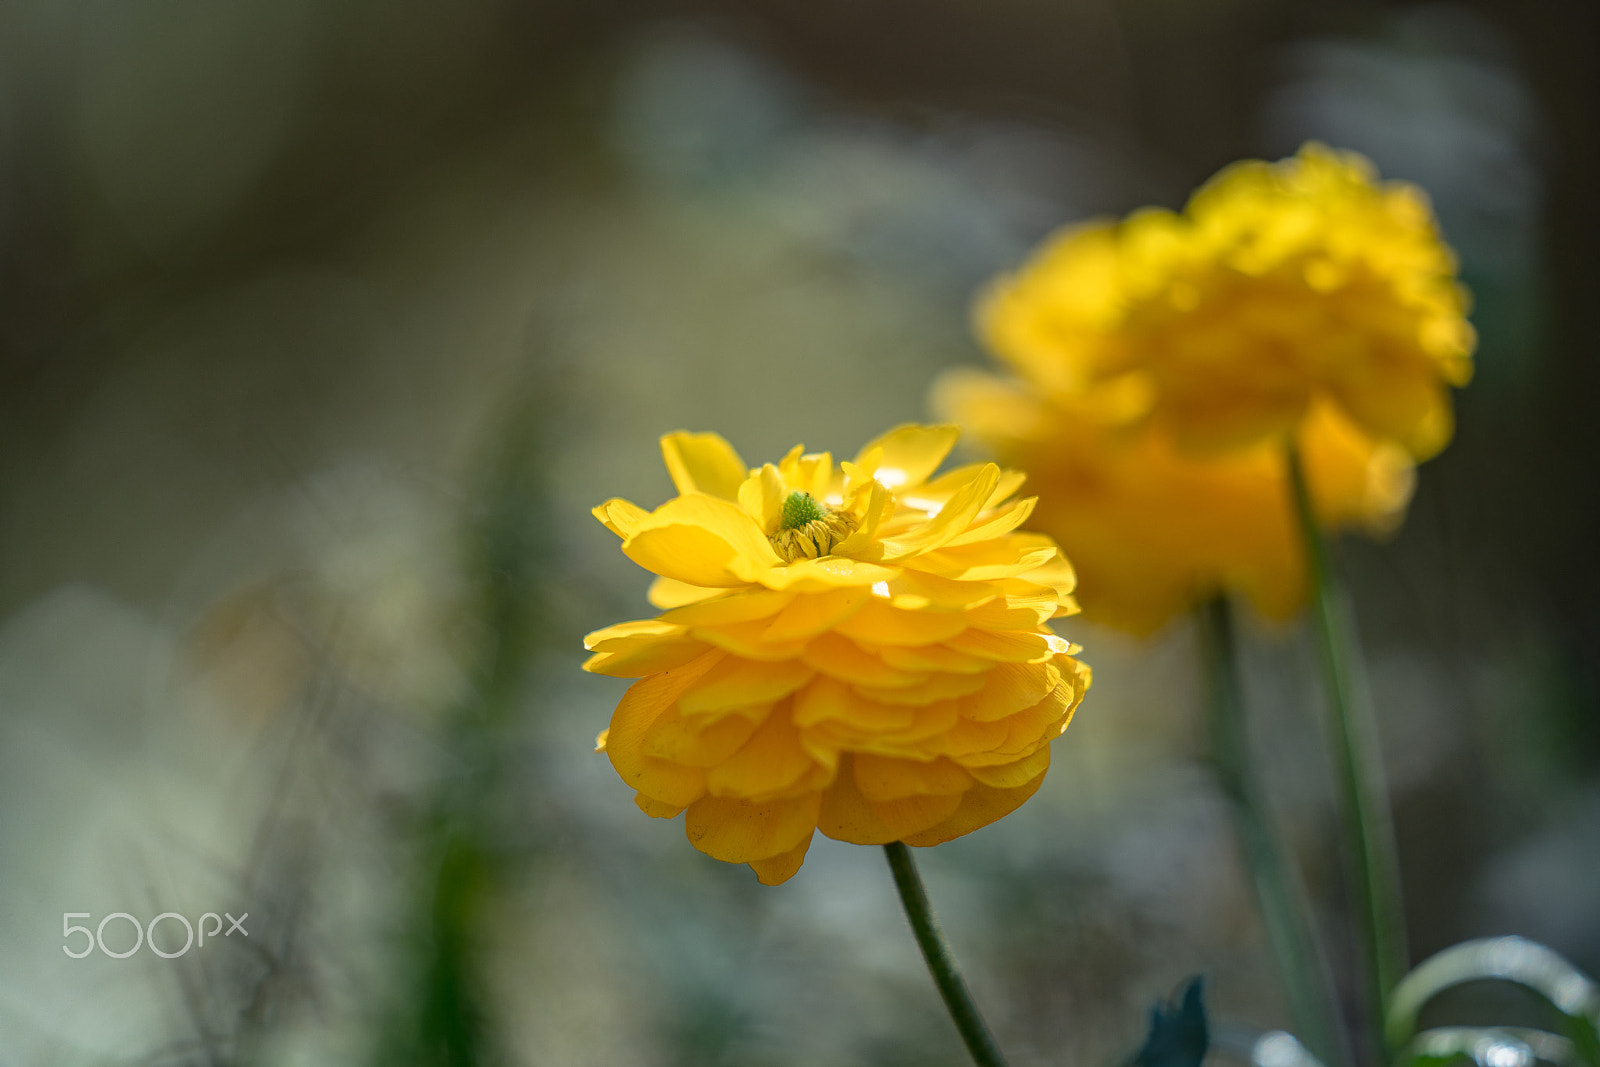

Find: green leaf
1387;937;1600;1067
1396;1026;1575;1067
1129;977;1209;1067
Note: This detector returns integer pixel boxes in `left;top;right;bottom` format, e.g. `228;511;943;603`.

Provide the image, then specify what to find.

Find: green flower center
780;491;828;530
770;491;859;563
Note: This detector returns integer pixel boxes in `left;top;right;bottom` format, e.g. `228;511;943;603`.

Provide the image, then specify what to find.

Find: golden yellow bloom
585;425;1090;884
981;143;1474;459
939;144;1469;633
936;374;1413;634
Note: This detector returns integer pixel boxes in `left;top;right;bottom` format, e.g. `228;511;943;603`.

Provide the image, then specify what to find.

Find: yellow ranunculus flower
585;425;1090;884
981;143;1474;460
939;144;1470;634
935;373;1413;634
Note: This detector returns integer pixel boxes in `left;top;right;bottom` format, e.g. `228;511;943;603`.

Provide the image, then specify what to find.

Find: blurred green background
0;1;1596;1063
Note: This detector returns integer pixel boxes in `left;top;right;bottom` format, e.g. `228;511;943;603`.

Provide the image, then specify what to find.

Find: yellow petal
832;480;892;556
736;463;786;533
986;470;1029;509
1051;596;1082;620
779;448;834;498
663;588;795;627
912;463;1029;511
648;576;724;609
624;529;743;588
854;670;987;706
1061;655;1093;704
584;618;684;650
885;570;1002;612
705;706;819;799
793;676;916;732
965;744;1051;789
841;452;881;497
832;598;967;647
624;495;780;586
873;700;962;746
605;651;723;808
636;793;686;818
948;682;1077;767
945;628;1066;663
643;708;763;767
684;791;822;863
869;792;965;839
991;681;1079;756
761;586;871;643
962;587;1059;629
691;619;811;662
854;753;972;801
1023;555;1078;598
853;424;961;489
907;536;1059;581
938;716;1010;758
816;756;964;843
795;722;861;760
877;644;990;675
661;431;749;500
879;464;1001;560
816;754;899;845
582;637;713;678
759;556;901;592
957;661;1058;722
593;498;651;539
648;494;782;563
1298;401;1415;530
678;657;815;716
748;831;814;885
801;633;928;689
942;495;1037;548
898;776;1046;847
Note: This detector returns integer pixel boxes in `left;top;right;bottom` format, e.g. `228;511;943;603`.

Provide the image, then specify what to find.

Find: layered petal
970;143;1471;467
899;774;1049;847
623;494;781;587
939;364;1419;633
748;832;815;886
662;431;749;500
602;651;723;809
685;792;822;864
587;425;1090;882
854;424;961;489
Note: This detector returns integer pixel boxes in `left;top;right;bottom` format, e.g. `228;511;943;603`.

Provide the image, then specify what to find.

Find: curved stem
1285;443;1408;1060
883;842;1010;1067
1197;596;1350;1067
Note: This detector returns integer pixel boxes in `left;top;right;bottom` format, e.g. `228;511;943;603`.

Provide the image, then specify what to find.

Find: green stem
1285;443;1408;1060
883;842;1010;1067
1197;596;1349;1067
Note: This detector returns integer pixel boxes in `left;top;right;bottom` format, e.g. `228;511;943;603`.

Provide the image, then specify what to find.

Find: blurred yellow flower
939;144;1470;633
980;143;1474;459
585;425;1090;884
936;374;1413;634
